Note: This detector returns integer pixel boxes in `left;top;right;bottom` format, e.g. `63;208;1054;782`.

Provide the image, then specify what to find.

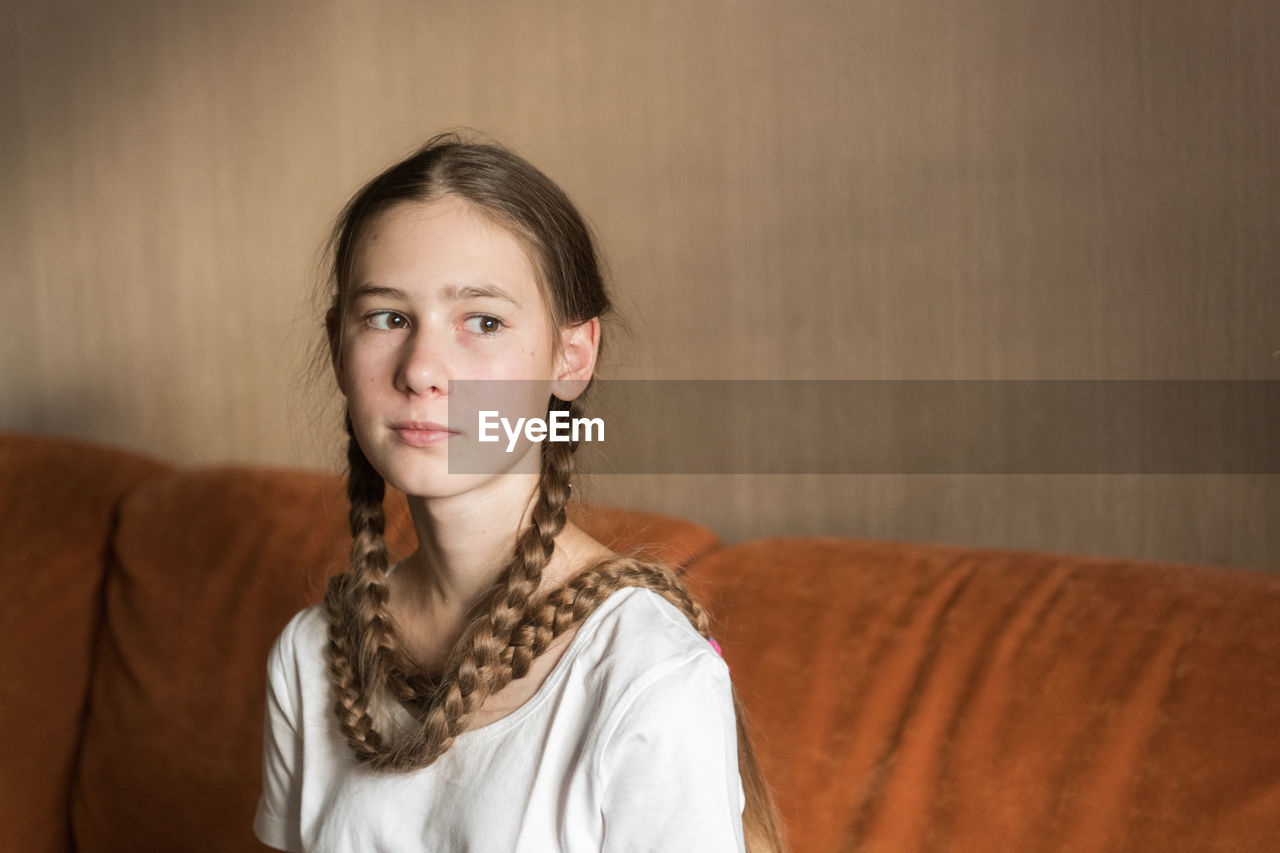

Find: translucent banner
442;380;1280;475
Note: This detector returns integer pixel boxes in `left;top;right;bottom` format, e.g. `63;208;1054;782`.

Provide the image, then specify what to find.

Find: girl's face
329;196;597;499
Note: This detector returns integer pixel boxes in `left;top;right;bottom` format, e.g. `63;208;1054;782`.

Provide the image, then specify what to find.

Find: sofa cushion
0;433;169;853
689;537;1280;853
71;465;718;852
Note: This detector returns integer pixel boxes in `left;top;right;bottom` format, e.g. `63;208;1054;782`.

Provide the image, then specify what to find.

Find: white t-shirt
253;585;747;852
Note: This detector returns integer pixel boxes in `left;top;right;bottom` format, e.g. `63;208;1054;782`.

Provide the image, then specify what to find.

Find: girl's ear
551;317;601;402
325;306;347;394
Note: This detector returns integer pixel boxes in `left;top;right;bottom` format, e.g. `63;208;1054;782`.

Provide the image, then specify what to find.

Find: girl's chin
369;440;544;498
384;471;540;501
383;472;479;499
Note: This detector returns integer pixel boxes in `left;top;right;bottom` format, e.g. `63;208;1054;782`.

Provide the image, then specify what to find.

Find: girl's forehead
350;198;544;298
358;197;524;260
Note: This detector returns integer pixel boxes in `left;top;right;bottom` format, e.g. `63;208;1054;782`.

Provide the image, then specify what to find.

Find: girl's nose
397;329;449;396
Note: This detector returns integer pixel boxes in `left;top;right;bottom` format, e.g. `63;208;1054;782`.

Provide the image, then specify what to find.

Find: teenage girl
253;134;786;852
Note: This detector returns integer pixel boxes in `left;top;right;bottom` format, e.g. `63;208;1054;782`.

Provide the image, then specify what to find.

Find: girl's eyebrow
349;283;409;302
349;282;521;308
442;282;522;307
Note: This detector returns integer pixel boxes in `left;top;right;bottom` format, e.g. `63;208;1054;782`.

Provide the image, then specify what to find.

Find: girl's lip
391;420;455;432
390;424;457;447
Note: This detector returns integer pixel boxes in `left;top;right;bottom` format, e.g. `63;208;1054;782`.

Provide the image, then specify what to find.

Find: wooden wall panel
2;0;1276;568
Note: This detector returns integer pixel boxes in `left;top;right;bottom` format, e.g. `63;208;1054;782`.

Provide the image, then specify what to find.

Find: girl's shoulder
576;585;717;662
272;600;329;657
261;602;330;691
564;585;730;706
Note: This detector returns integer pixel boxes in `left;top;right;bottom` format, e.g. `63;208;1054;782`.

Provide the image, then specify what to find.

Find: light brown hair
322;132;786;852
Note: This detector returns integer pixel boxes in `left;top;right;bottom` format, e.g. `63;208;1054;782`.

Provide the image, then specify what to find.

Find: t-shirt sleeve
597;650;747;853
253;621;306;852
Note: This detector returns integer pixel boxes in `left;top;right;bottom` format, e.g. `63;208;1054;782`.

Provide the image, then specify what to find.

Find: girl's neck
396;472;542;621
385;475;614;677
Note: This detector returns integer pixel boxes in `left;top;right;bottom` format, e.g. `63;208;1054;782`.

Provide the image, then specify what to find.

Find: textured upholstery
0;434;170;853
690;537;1280;852
5;430;1278;852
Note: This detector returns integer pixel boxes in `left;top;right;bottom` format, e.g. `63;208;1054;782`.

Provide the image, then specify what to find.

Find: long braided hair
321;134;786;852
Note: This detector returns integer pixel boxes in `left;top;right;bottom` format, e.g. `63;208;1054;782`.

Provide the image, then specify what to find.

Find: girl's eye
367;311;408;331
465;315;504;335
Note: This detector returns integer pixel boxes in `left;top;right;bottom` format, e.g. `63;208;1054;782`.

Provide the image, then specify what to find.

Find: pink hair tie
708;637;728;672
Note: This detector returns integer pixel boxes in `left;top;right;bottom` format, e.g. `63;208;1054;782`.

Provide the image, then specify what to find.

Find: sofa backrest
12;428;1277;853
0;433;171;853
689;537;1280;852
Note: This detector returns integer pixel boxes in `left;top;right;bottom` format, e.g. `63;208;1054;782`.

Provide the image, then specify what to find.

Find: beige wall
3;0;1277;568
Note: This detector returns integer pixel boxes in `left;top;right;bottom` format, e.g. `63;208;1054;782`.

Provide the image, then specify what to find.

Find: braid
322;415;401;761
505;556;710;676
324;396;714;767
369;397;579;769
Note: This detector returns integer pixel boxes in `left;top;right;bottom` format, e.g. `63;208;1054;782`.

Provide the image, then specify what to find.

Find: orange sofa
3;431;1278;852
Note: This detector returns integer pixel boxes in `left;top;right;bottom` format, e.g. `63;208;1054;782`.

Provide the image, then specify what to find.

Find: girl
253;133;786;852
